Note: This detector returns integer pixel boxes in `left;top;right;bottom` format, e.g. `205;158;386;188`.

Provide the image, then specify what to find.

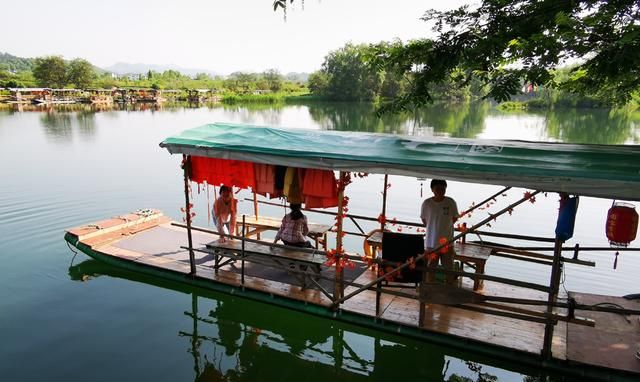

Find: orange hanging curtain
190;156;255;189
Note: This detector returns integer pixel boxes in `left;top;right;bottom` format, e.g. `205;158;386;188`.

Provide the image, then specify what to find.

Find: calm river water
0;102;638;381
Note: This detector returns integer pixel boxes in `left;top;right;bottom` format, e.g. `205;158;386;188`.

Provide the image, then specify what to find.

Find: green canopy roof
160;123;640;201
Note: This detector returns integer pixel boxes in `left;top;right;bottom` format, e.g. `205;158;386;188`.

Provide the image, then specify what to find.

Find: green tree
67;58;95;88
322;43;382;101
380;71;406;99
262;69;283;92
307;71;329;96
276;1;640;110
194;72;212;81
32;56;67;88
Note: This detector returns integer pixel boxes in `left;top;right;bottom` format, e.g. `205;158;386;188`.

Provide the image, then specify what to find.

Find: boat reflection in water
68;259;559;382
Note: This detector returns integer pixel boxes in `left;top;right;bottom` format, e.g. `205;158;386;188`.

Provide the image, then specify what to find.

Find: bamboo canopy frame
161;123;640;360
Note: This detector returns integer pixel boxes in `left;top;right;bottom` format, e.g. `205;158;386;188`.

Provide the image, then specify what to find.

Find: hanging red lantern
606;202;638;246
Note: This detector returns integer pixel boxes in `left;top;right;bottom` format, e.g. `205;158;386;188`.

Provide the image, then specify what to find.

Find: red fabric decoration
304;195;339;209
301;169;338;208
255;163;277;195
303;169;337;198
190;156;255;189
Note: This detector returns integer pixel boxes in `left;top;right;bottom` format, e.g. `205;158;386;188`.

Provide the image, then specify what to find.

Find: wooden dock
65;211;640;380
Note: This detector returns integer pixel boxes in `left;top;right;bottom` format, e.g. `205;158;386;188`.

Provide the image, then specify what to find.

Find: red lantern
606;202;639;246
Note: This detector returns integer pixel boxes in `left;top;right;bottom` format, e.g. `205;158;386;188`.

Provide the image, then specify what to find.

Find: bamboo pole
542;237;564;359
459;186;511;217
183;155;196;275
246;198;557;243
334;171;347;302
330;190;543;308
381;174;388;231
241;214;246;285
253;192;260;240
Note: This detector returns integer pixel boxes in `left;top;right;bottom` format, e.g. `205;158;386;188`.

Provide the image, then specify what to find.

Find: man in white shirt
420;179;459;284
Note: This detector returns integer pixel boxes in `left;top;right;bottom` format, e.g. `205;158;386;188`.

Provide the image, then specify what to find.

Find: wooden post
183;155;196;275
253;191;260;240
380;174;388;231
241;214;246;285
334;171;347;302
542;237;563;358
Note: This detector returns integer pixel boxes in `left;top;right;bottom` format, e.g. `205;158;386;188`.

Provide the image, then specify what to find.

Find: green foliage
307;71;329;96
497;101;527;110
319;43;383;101
370;1;640;111
67;59;96;88
262;69;283;92
276;1;640;112
33;56;67;88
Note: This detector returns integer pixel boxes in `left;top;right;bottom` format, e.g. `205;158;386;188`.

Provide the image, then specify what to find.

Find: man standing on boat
213;185;237;242
421;179;459;285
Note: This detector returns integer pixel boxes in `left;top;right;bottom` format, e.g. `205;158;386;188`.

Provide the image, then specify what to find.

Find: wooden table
365;231;491;291
204;239;327;291
237;215;332;250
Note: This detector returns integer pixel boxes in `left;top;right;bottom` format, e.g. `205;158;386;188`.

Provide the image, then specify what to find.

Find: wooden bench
203;239;327;290
236;215;332;250
365;231;491;291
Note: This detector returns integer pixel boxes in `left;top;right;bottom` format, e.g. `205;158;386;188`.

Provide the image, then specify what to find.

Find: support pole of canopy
334;171;347;303
542;237;564;359
241;214;246;285
253;191;260;240
381;174;388;231
183;154;196;275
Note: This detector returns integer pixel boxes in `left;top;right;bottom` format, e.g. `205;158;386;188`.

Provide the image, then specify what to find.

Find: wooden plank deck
65;211;640;377
566;292;640;374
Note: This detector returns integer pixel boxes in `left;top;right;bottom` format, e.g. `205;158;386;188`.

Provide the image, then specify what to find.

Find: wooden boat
34;89;81;104
65;123;640;380
79;89;114;104
7;87;52;104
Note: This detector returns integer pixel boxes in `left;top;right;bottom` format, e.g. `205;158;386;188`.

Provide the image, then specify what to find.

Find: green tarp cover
160;123;640;201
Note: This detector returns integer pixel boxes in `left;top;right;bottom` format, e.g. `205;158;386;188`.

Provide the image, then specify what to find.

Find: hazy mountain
106;62;220;77
0;52;36;72
285;72;310;83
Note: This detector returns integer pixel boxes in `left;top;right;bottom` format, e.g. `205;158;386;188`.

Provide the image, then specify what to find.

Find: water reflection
4;101;639;144
540;108;638;144
68;259;565;382
40;110;73;141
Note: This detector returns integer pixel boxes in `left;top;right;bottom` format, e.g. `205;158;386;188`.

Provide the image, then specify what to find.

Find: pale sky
4;0;469;74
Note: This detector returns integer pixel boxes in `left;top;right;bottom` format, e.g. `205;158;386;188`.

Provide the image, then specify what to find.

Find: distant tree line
0;54;307;97
275;1;640;112
306;42;636;109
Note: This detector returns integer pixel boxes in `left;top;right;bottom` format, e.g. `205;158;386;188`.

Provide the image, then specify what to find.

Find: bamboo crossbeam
459;186;512;217
245;198;557;243
172;222;328;256
330;190;544;308
175;221;551;293
488;248;595;267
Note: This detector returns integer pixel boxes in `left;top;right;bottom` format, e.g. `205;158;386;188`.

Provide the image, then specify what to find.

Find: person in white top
420;179;459;285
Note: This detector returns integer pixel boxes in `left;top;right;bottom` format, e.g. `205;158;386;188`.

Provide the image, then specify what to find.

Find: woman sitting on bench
273;203;313;248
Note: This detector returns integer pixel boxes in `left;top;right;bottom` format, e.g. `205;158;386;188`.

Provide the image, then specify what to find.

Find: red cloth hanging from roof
190;156;255;189
302;169;338;208
254;163;277;195
303;169;337;198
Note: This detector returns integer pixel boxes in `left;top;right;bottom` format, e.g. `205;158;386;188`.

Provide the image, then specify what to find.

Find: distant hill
0;52;106;74
285;72;310;83
1;53;309;82
0;52;35;72
106;62;220;77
